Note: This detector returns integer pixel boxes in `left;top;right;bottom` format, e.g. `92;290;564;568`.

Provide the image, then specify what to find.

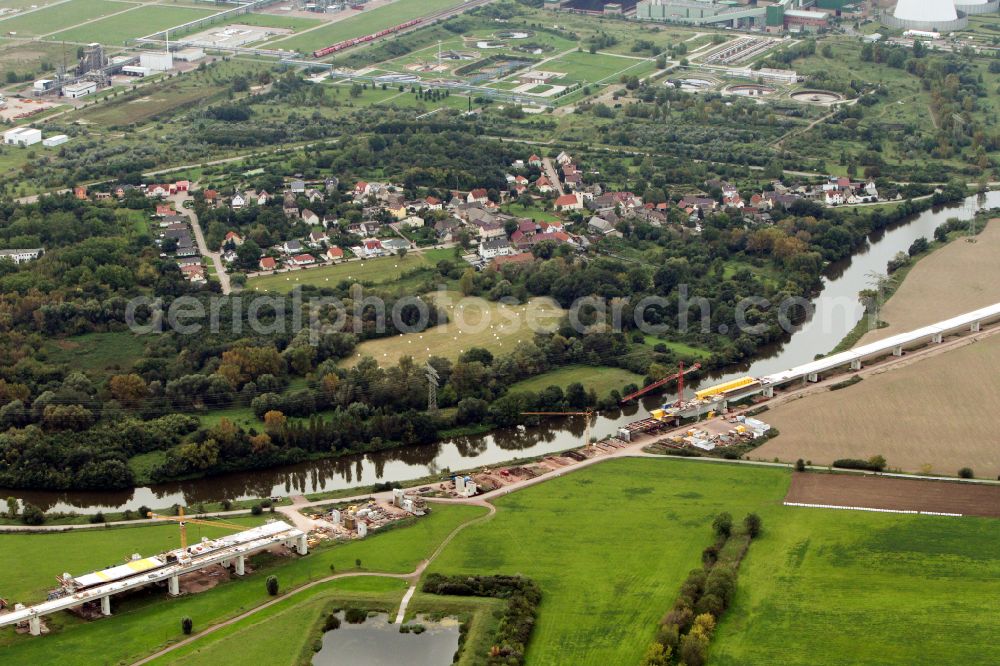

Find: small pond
312;612;460;666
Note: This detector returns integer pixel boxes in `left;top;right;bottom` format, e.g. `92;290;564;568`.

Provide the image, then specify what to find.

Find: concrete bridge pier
971;321;981;332
29;616;40;636
893;345;903;357
235;555;245;576
850;359;862;371
807;372;819;383
763;386;774;398
296;535;308;556
101;595;111;616
168;575;180;596
932;333;943;344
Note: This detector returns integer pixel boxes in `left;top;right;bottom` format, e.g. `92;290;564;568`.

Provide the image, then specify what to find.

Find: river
9;192;999;513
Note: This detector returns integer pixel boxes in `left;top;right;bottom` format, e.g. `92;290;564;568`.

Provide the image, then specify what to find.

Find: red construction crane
522;411;594;448
619;362;701;405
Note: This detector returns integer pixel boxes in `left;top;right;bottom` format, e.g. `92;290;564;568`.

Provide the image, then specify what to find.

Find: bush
833;457;885;472
89;511;106;524
712;512;732;538
20;503;45;525
323;614;341;631
181;617;193;635
958;467;974;479
251;504;263;516
795;458;806;472
744;513;762;539
266;575;279;596
344;608;368;624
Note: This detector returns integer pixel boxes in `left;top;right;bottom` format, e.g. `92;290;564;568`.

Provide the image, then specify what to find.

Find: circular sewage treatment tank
726;84;776;97
790;89;844;104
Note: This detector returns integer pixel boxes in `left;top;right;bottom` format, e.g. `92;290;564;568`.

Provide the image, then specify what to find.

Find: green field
248;248;455;292
506;364;643;399
0;0;129;36
49;5;217;44
428;458;1000;665
0;504;486;665
266;0;462;54
541;50;656;86
41;331;146;376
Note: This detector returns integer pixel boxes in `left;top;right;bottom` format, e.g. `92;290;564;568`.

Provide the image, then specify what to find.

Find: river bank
5;190;1000;514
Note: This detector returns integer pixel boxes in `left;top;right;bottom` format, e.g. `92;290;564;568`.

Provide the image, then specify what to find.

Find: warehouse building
43;134;69;147
139;51;173;72
3;127;42;146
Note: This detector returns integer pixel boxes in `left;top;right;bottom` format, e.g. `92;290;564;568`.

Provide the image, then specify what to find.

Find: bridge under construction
0;520;306;637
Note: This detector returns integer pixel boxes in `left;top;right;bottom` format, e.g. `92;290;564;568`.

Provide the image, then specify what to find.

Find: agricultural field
48;4;218;44
505;364;642;400
856;219;1000;346
264;0;462;54
429;457;1000;665
343;289;565;368
757;332;1000;479
0;504;486;665
0;0;131;37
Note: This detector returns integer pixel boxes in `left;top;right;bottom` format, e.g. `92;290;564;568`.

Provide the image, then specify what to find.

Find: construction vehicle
146;508;248;551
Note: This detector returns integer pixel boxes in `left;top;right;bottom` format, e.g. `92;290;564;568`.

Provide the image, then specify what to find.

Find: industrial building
173;47;206;62
139;51;173;72
882;0;968;32
42;134;69;147
62;81;97;99
0;248;44;263
122;65;151;77
3;127;42;146
727;67;799;84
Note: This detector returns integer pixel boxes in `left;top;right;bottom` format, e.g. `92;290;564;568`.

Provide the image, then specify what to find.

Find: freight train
312;18;423;58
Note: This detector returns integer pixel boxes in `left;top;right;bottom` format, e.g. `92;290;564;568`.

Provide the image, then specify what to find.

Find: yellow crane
147;507;247;550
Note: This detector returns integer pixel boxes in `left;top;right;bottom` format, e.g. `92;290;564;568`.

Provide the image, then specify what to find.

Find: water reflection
312;612;460;666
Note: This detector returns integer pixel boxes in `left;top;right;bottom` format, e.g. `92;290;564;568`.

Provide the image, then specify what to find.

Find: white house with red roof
554;193;582;211
467;188;489;204
325;246;344;262
259;257;277;271
535;176;553;194
288;253;316;267
528;154;543;167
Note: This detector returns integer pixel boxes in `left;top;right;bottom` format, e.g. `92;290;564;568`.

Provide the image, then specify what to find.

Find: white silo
883;0;968;31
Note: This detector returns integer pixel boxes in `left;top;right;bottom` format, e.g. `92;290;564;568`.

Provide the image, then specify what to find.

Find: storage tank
883;0;968;31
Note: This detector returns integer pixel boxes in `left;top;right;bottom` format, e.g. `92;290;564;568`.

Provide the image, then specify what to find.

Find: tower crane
147;508;247;551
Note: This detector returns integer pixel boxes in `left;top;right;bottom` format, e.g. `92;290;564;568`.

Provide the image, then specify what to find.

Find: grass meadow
0;503;486;665
505;364;642;399
265;0;462;54
49;5;217;44
0;0;128;36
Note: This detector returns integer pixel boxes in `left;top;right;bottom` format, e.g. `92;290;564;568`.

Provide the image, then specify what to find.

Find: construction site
0;513;307;637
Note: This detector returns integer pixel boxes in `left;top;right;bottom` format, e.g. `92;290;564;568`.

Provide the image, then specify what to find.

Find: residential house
534;176;553;194
289;179;306;193
308;230;329;246
155;203;174;216
256;190;271;205
324;177;339;193
259;257;277;271
180;264;206;283
528;154;543;167
467;188;489;205
288;253;315;267
359;239;384;258
231;193;246;210
174;180;190;193
302;209;320;226
0;248;44;264
554;193;582;211
424;196;443;211
203;189;219;205
382;238;411;254
347;222;376;237
73;186;88;200
146;184;169;199
284;206;300;219
283;240;304;254
434;217;462;243
475;221;506;240
325;246;344;262
223;231;244;248
588;217;614;235
564;173;582;190
479;237;512;259
555;151;572;166
303;188;324;203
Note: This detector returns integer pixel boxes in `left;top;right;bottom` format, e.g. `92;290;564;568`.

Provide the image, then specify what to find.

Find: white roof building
3;127;42;146
43;134;69;147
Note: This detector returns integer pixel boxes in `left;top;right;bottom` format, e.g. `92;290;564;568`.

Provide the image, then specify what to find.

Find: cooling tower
882;0;968;31
954;0;1000;16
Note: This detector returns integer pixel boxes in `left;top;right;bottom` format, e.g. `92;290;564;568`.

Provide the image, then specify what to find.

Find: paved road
542;157;565;196
169;192;231;295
